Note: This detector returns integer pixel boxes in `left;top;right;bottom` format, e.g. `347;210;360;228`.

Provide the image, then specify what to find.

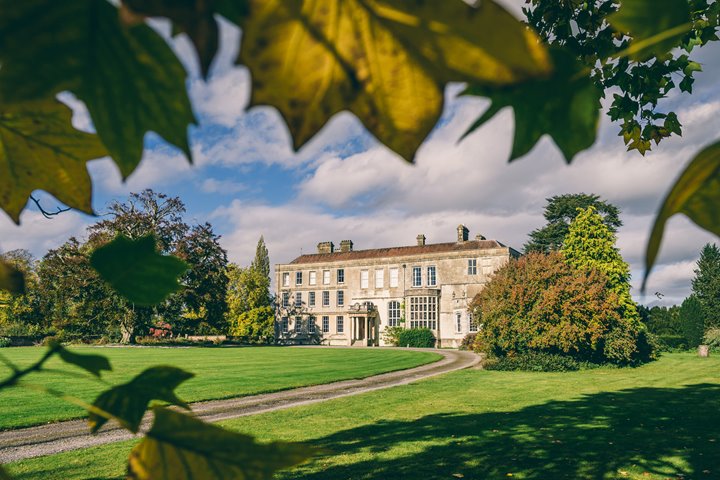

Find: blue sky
1;2;719;306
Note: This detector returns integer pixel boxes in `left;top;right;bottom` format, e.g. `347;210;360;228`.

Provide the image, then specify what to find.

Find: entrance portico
349;302;378;346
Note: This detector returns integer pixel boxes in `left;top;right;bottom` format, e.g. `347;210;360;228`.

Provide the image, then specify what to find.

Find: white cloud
0;209;91;258
200;178;247;194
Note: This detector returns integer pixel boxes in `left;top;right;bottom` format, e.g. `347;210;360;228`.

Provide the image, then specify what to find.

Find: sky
1;1;719;306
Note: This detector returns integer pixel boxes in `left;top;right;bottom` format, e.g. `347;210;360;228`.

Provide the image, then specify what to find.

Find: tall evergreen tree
525;193;622;253
679;295;705;347
251;236;270;279
561;206;638;319
691;243;720;329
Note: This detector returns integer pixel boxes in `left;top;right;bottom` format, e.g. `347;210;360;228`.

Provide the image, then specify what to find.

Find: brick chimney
416;234;426;246
457;224;469;243
339;240;354;252
317;241;334;254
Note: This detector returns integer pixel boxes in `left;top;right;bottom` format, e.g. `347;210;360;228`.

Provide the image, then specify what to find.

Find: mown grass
0;346;440;429
7;352;719;480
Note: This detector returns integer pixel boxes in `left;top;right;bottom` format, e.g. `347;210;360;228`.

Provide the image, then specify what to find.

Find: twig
29;195;71;219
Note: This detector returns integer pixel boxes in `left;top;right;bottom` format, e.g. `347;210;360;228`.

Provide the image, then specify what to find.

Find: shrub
0;337;11;348
472;251;655;365
396;328;435;348
229;306;274;344
656;334;688;352
459;333;477;351
381;326;404;346
484;352;580;372
703;328;720;350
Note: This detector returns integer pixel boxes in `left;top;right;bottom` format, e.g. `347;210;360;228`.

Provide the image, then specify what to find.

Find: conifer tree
561;206;638;319
691;243;720;329
251;236;270;280
679;295;705;347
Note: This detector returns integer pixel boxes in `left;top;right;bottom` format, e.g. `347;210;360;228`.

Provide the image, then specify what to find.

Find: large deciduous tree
472;252;654;364
525;194;622;253
691;243;720;328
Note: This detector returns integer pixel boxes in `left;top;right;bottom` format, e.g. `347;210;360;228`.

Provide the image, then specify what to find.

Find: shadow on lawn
290;383;720;480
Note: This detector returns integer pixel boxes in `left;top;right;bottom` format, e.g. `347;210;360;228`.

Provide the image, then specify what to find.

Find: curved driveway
0;348;479;462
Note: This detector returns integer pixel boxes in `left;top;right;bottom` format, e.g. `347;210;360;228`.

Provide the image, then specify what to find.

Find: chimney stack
416;234;426;246
340;240;354;252
317;241;334;254
457;224;469;243
475;233;486;241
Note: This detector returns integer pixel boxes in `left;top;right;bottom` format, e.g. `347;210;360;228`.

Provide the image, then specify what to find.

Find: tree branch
29;195;71;219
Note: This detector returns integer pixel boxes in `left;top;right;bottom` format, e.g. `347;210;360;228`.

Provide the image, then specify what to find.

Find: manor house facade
275;225;519;347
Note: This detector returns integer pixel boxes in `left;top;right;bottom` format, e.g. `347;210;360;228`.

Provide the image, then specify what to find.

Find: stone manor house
274;225;519;348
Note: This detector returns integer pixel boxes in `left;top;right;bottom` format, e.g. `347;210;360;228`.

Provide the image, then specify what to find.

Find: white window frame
282;292;289;307
308;291;316;307
409;296;438;330
309;271;317;286
455;312;462;333
281;317;288;333
336;315;344;333
282;272;290;287
412;266;422;287
427;266;437;286
322;291;330;307
308;316;316;334
322;316;330;333
360;270;369;289
337;290;344;306
295;292;302;308
468;259;477;275
323;270;331;285
295;271;302;285
294;316;303;332
375;269;384;289
388;301;401;327
390;268;399;288
337;269;345;284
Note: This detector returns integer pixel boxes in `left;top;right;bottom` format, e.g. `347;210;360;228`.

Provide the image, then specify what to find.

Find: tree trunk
698;345;710;357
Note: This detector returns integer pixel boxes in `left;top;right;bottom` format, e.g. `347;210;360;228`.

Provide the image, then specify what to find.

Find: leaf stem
0;344;60;389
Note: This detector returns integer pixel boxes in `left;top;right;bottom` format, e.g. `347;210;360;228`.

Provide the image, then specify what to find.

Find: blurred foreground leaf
89;366;193;433
90;235;188;306
644;139;720;289
54;342;112;378
462;49;601;163
239;0;551;162
0;99;106;223
609;0;692;60
0;260;24;294
128;408;314;480
0;0;195;179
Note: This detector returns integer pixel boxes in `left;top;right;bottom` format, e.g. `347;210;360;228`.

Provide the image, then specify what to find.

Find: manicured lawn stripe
7;353;719;479
0;346;440;429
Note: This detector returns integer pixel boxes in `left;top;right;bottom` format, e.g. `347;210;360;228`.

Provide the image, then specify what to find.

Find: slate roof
288;240;512;265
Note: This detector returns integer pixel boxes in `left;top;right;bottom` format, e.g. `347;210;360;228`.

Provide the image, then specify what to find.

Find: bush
703;328;720;350
472;252;655;365
459;333;477;351
656;334;688;352
229;306;274;344
0;337;11;348
396;328;435;348
381;326;404;346
484;352;581;372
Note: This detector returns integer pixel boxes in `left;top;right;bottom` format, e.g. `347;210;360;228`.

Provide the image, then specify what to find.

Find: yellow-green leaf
90;235;188;306
462;48;601;163
644;139;720;289
239;0;551;162
0;0;195;178
89;366;193;433
0;99;106;223
0;259;24;294
609;0;692;60
128;408;314;480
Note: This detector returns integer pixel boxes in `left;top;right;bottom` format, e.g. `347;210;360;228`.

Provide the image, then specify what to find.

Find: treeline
0;190;233;343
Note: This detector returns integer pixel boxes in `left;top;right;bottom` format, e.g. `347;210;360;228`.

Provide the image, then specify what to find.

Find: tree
175;223;229;335
679;295;705;347
229;305;275;344
525;193;622;253
0;250;42;335
691;243;720;328
472;252;654;364
524;0;718;153
251;236;270;280
226;261;274;343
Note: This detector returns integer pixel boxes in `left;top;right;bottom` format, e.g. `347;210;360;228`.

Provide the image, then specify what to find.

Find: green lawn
7;352;719;480
0;346;440;429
